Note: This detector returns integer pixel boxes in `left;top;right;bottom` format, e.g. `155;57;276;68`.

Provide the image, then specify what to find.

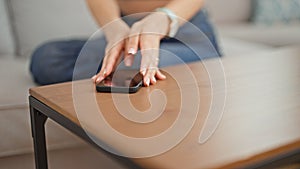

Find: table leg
30;106;48;169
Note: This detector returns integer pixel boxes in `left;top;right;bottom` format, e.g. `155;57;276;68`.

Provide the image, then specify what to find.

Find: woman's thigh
158;39;220;67
30;37;218;85
30;10;220;85
30;38;107;85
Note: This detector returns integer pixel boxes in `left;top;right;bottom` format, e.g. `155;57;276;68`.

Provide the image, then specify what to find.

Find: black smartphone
96;69;143;93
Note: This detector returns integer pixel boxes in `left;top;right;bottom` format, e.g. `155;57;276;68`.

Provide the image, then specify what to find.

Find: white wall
0;0;15;56
9;0;99;57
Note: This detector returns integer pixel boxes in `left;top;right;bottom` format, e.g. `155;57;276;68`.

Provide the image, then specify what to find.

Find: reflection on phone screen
99;70;143;88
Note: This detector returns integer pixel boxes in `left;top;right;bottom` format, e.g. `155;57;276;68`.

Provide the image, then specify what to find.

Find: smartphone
96;69;143;93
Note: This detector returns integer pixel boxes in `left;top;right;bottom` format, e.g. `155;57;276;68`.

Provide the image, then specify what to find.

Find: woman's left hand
124;12;170;86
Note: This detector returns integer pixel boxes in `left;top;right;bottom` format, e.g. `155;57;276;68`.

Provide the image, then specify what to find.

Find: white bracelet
155;8;179;37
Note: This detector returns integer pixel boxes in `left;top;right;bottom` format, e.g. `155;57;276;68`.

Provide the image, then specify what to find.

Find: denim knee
30;40;85;85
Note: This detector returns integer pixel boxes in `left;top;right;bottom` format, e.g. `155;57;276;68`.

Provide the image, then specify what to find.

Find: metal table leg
30;106;48;169
29;96;142;169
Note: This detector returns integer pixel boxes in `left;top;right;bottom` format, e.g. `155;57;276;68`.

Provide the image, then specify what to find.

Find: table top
30;46;300;169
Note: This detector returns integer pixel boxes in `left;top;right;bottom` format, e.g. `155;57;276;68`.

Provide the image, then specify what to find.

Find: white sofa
0;0;300;158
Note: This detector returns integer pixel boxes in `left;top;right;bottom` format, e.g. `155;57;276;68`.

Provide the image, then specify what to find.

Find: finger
105;47;122;74
93;66;107;83
127;34;139;55
149;68;157;85
139;34;160;86
124;23;141;66
128;23;141;54
142;66;157;86
94;43;123;83
143;74;151;87
92;51;109;83
140;47;154;78
155;69;166;80
123;38;135;67
140;36;159;71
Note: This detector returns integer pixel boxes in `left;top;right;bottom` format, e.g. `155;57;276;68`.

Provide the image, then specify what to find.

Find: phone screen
96;70;143;93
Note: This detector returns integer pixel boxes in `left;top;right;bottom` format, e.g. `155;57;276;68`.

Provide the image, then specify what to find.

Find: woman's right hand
92;19;130;83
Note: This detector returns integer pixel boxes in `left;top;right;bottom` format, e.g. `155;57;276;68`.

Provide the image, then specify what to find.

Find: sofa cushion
218;36;274;57
0;57;84;157
0;57;35;107
206;0;252;24
0;105;84;157
217;23;300;47
9;0;98;57
0;0;15;56
252;0;300;25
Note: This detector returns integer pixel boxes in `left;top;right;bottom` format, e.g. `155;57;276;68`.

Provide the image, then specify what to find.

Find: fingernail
128;48;136;55
145;78;150;86
103;69;107;76
141;69;146;76
152;77;156;83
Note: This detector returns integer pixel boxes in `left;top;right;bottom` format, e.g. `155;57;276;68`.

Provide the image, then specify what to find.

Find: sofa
1;0;300;158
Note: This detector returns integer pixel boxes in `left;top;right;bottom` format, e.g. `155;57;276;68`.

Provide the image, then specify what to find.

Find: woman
30;0;221;85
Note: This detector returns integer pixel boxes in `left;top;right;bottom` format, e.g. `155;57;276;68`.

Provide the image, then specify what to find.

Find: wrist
155;8;179;38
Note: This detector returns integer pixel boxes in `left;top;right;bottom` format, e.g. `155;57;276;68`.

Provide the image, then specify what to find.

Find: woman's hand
93;12;169;86
92;20;130;83
125;12;169;86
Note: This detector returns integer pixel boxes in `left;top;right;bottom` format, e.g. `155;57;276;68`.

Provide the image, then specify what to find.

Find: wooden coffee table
29;47;300;169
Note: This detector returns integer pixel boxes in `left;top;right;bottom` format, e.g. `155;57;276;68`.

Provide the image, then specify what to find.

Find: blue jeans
30;10;221;85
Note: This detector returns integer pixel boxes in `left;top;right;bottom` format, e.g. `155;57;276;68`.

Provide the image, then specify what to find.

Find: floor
1;145;300;169
0;144;129;169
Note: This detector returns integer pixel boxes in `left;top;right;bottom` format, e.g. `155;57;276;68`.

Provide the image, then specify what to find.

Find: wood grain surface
30;46;300;169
